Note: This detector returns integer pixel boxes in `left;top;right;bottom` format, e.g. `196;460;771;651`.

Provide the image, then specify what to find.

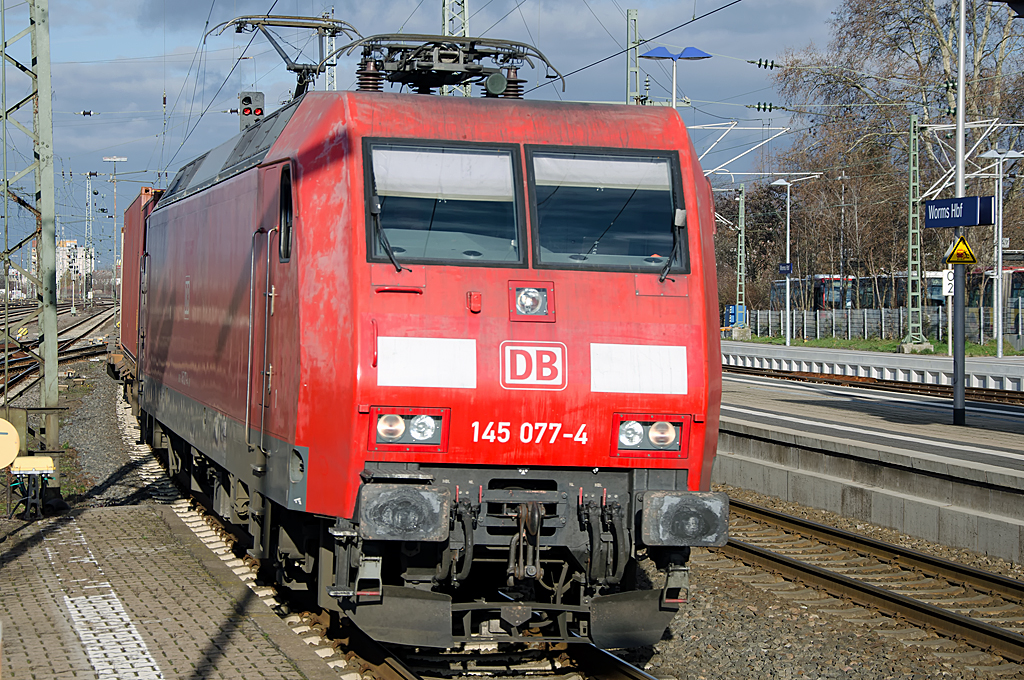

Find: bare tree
770;0;1024;276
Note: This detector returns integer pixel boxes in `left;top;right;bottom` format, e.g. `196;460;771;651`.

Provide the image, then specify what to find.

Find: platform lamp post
103;156;126;308
772;178;793;346
639;46;711;109
979;148;1022;358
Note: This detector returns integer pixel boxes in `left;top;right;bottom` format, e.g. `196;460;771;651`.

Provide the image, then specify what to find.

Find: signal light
238;91;264;131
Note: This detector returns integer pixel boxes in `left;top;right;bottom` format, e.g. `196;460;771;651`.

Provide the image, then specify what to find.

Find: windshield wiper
659;208;686;282
371;195;408;273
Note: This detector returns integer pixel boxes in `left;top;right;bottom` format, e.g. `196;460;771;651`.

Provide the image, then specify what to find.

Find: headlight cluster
614;414;687;455
369;407;449;451
618;420;677;449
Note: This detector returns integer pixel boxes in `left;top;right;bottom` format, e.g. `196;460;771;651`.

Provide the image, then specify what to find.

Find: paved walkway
1;503;336;680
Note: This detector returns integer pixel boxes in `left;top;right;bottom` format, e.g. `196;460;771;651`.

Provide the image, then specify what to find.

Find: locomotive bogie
120;89;725;649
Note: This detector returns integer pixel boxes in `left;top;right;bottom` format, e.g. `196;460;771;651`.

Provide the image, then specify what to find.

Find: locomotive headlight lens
376;414;406;441
408;414;437;441
648;421;676;447
515;287;547;315
618;420;644;447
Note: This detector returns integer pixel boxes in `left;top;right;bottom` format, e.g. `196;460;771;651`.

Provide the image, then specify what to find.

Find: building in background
56;239;95;301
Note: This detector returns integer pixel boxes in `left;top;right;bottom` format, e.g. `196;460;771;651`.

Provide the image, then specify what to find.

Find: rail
724;499;1024;662
567;644;661;680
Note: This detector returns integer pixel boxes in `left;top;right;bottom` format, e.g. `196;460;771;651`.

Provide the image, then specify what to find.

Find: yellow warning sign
944;236;977;265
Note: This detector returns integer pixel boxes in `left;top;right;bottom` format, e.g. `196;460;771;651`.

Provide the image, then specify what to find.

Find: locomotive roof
157;91;691;210
157;97;304;208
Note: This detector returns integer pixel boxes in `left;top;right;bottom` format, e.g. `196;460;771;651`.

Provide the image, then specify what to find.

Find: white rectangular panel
590;343;687;394
371;147;514;202
534;155;672;191
377;337;476;388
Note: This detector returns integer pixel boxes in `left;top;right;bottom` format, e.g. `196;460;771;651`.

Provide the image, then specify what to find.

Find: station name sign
924;196;993;228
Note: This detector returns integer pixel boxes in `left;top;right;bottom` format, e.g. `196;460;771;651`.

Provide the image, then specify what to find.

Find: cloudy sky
17;0;839;265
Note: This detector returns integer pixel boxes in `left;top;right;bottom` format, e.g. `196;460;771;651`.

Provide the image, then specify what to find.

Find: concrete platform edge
712;422;1024;565
155;505;339;680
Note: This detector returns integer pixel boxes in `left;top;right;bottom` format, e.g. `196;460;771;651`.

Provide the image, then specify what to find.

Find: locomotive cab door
249;161;300;502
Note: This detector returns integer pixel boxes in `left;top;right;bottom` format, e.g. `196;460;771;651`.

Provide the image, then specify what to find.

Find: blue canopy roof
640;46;712;61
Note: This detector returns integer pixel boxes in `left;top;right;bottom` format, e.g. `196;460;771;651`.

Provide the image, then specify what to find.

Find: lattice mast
0;0;60;480
627;9;640;104
324;7;337;91
903;114;930;347
736;184;746;319
442;0;471;96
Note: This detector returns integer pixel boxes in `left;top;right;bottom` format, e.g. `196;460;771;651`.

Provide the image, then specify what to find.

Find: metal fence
741;301;1024;343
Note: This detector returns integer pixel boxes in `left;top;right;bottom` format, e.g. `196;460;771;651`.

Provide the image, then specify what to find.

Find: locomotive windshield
529;149;688;273
367;143;522;265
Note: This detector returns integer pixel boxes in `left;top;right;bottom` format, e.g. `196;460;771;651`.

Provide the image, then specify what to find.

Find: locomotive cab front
279;92;729;648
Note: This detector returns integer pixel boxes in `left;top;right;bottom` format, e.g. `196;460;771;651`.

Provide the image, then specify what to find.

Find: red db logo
500;341;567;390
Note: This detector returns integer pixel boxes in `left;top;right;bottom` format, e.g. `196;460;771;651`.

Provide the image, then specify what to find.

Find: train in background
769;269;1024;311
109;30;727;650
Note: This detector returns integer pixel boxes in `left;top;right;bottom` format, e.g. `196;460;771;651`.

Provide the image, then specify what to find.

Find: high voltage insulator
944;79;956;91
749;58;776;70
945;106;956;116
755;102;775;112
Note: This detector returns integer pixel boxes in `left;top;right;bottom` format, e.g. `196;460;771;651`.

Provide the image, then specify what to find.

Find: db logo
500;341;568;390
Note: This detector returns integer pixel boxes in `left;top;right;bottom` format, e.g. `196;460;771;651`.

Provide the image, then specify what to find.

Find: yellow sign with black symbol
944;236;977;265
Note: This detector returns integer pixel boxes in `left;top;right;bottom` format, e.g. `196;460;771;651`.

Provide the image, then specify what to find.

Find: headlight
648;421;676;447
515;287;547;315
376;414;406;441
618;420;643;447
408;414;437;441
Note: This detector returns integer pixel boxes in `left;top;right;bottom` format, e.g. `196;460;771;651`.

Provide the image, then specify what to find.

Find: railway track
0;304;116;403
723;364;1024;406
716;498;1024;670
105;366;1024;676
111;398;660;680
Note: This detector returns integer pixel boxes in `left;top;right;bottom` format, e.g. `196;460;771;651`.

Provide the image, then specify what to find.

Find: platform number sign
943;269;954;297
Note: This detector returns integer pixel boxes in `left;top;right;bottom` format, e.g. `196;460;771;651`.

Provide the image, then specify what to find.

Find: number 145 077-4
470;421;589;445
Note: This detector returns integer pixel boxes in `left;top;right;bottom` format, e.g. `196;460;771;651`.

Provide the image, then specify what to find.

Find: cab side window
279;166;293;262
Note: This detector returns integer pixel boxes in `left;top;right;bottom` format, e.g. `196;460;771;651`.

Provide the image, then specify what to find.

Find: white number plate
470;421;589;445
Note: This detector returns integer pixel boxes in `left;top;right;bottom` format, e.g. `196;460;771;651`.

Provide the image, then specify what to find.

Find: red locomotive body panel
245;92;722;517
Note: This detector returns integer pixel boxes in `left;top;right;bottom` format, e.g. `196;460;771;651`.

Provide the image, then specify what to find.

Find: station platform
0;502;338;680
721;339;1024;391
712;370;1024;565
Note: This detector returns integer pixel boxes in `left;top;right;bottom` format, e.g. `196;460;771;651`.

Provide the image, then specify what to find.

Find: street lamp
979;148;1023;357
771;178;793;346
639;46;711;109
103;156;127;306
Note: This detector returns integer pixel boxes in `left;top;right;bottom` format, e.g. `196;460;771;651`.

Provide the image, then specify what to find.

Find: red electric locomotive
114;34;726;649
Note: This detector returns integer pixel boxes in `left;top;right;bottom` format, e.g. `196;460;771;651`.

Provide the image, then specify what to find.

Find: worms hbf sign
923;196;994;228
